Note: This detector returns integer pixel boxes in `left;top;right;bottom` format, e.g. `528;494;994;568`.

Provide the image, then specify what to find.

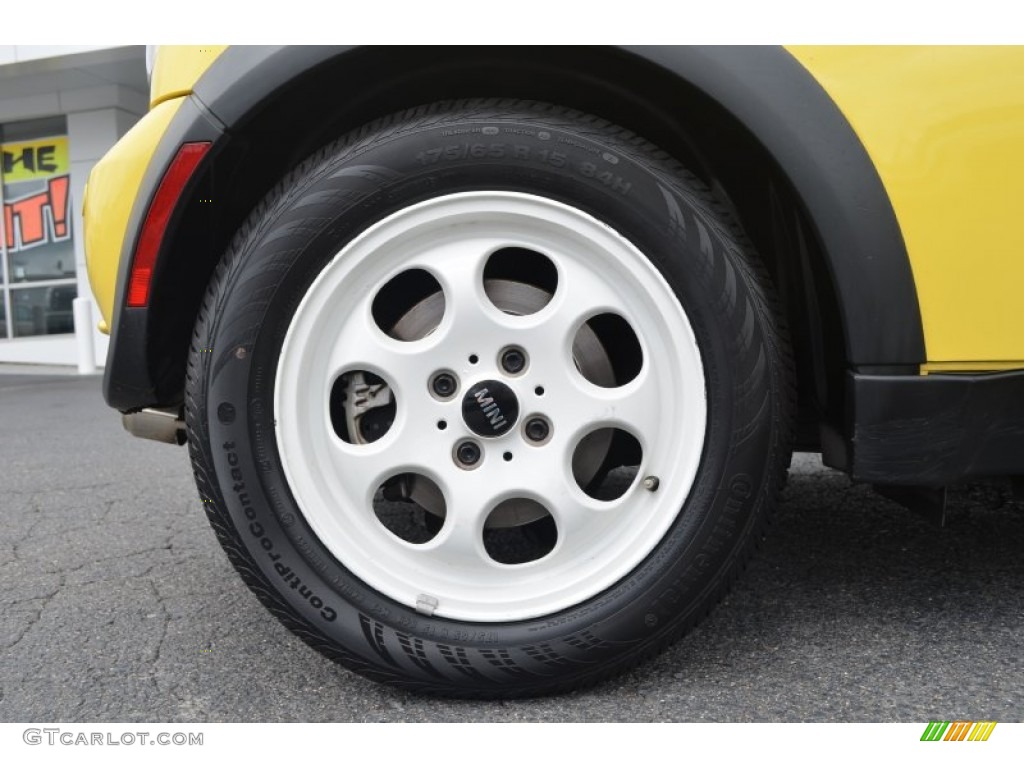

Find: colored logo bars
921;721;997;742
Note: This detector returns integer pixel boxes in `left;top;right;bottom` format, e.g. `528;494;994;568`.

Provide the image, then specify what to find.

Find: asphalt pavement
1;370;1022;721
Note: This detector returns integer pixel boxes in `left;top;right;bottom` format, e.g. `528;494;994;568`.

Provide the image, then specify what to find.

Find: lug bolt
455;440;482;467
643;476;660;492
431;372;457;398
524;417;550;443
500;347;526;375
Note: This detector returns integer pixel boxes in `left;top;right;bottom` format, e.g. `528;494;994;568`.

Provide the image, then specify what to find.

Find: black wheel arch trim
619;46;925;368
104;44;926;418
103;95;223;410
192;45;925;367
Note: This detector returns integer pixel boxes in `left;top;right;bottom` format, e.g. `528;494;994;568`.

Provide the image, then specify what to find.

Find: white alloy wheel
275;192;706;621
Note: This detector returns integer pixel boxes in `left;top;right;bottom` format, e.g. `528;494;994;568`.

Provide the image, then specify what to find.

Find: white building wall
0;46;146;368
0;46;117;66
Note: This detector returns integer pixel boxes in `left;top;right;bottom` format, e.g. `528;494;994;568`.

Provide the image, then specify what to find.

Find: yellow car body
789;46;1024;371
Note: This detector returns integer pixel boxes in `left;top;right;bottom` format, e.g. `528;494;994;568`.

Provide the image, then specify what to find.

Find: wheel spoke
543;254;635;342
546;363;662;444
510;458;621;562
426;477;500;568
510;252;638;379
323;425;435;509
548;489;621;556
417;236;503;340
325;299;438;400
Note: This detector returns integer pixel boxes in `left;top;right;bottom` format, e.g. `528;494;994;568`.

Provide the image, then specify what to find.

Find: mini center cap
462;380;519;437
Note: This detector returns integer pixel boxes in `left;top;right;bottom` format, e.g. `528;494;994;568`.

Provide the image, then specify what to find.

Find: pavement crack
1;571;65;651
9;510;44;565
146;578;172;670
57;543;176;578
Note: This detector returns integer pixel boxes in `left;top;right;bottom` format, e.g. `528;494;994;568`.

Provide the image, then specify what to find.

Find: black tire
185;99;793;697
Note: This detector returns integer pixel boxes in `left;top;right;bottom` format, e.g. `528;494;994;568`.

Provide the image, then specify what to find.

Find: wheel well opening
152;46;846;443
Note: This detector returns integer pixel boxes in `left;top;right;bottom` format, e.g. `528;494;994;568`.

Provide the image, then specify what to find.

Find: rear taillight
126;141;211;307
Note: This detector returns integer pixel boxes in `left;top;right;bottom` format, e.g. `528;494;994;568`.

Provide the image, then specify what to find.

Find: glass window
9;284;76;337
1;116;75;339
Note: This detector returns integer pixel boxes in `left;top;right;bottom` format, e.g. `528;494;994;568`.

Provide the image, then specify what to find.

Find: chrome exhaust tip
122;407;187;445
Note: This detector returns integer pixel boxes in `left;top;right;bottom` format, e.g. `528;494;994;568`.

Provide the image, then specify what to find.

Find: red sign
3;175;71;252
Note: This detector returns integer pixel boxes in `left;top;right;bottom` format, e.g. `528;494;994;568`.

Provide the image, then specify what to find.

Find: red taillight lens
126;141;211;307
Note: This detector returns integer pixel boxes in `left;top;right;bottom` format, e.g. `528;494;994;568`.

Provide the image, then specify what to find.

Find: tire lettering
580;162;632;194
222;441;338;623
414;140;629;192
415;148;443;165
417;143;509;165
537;149;566;168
